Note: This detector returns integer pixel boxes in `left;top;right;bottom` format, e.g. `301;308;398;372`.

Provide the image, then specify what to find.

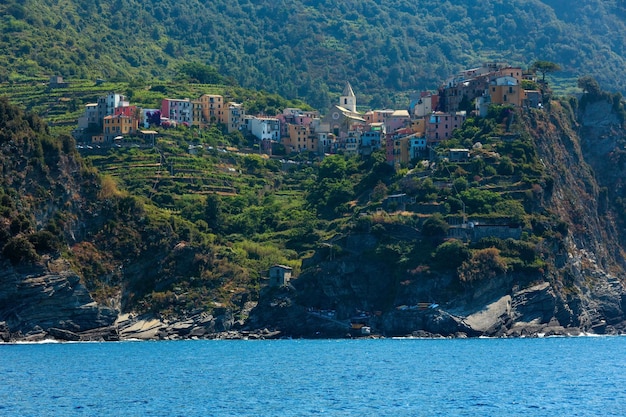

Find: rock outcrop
0;260;117;341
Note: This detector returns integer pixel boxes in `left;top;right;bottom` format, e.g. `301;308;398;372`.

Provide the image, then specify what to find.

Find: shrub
432;239;470;270
421;214;449;237
458;248;507;283
3;236;39;265
28;230;61;253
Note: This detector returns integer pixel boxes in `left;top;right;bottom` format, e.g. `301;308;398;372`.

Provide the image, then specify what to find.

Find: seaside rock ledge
0;261;118;342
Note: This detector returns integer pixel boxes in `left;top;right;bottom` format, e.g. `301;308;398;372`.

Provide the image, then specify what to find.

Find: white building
97;93;128;124
247;116;280;141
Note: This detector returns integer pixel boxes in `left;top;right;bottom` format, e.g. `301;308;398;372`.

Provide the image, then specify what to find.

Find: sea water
1;337;625;416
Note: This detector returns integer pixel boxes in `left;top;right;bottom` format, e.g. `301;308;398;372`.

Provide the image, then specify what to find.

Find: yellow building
286;124;317;153
192;94;224;127
390;136;410;166
226;102;245;133
103;114;138;142
489;77;526;107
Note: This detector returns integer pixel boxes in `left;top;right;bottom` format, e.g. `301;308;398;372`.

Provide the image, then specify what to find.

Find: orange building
103;114;138;142
286;124;317;153
191;94;224;127
489;77;526;107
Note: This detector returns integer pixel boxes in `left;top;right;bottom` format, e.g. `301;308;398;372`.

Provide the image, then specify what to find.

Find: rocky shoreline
1;324;621;344
1;259;624;344
2;311;623;344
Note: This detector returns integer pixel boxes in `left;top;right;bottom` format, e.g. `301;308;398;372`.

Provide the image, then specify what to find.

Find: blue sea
1;337;625;416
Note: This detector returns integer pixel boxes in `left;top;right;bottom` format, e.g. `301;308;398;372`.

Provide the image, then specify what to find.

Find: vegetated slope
249;102;626;338
0;97;299;340
2;0;626;108
0;97;120;338
1;91;626;340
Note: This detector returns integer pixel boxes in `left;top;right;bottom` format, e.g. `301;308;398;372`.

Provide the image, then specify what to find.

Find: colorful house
410;92;439;118
286;124;317;153
488;76;526;107
103;114;138;142
114;105;138;118
161;98;192;126
246;116;280;142
409;134;427;160
193;94;224;127
364;109;394;124
426;111;466;142
97;93;128;125
386;110;411;133
226;102;245;133
77;103;99;129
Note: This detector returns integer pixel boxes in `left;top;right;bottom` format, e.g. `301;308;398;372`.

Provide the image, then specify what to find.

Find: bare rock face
0;262;117;340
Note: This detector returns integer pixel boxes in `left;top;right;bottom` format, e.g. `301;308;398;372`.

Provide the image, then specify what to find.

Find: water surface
1;337;625;416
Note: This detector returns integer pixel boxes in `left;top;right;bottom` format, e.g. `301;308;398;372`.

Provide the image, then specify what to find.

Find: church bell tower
340;82;357;113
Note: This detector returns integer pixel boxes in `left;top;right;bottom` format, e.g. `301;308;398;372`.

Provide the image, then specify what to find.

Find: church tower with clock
321;81;365;138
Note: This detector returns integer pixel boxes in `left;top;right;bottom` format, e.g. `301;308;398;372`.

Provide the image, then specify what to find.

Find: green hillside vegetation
2;0;626;108
0;76;581;321
5;31;621;324
89;97;571;316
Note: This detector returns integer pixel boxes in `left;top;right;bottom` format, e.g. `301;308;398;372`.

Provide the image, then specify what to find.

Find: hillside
1;79;626;340
2;0;626;108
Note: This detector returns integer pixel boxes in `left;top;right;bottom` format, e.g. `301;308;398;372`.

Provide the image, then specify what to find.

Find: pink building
161;98;192;125
426;111;466;143
385;110;411;133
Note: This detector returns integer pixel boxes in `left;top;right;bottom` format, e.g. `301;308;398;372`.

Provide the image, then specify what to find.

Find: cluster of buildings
74;62;541;166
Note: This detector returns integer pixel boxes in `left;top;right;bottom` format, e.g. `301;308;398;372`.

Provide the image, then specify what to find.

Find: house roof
335;106;365;121
271;264;293;271
391;110;410;118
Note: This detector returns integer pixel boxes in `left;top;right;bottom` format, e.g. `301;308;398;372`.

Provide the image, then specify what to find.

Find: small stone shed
269;265;293;287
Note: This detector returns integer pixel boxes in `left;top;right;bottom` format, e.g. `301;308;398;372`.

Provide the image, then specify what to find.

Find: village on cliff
72;62;543;166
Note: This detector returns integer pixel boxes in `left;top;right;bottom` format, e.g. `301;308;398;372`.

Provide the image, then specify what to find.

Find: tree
577;75;601;96
530;61;561;84
458;248;507;283
318;155;348;180
432;239;470;270
205;194;223;232
3;237;38;265
422;213;449;237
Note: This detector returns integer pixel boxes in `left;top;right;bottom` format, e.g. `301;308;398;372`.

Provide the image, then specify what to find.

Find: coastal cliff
245;101;626;339
1;96;626;342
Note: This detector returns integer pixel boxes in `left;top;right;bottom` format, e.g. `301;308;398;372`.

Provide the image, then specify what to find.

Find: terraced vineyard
83;139;306;213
